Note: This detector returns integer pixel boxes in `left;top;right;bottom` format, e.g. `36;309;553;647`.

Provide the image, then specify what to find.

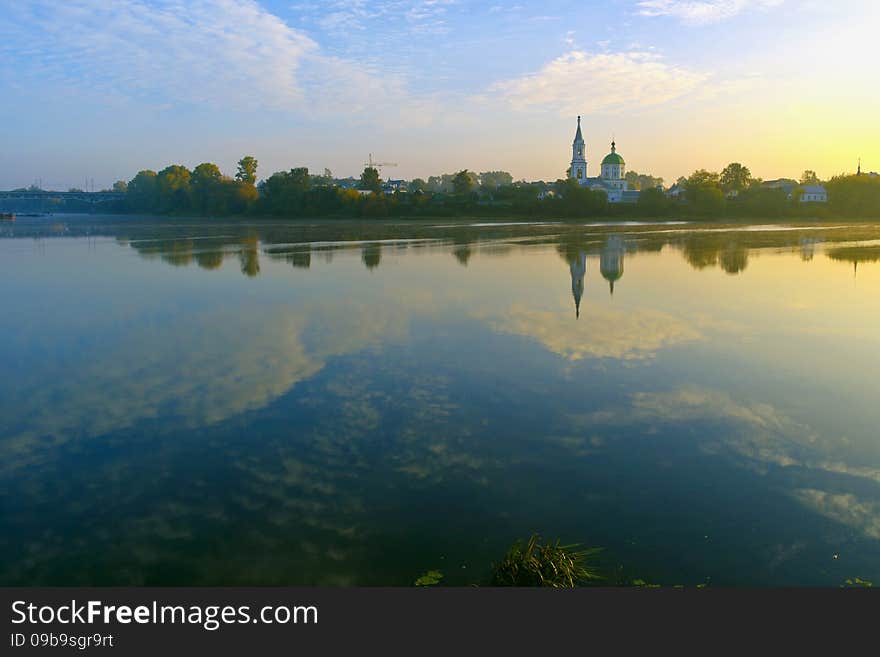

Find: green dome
602;141;624;166
602;152;625;165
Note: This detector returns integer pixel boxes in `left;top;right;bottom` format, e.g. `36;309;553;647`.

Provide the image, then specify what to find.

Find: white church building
569;116;640;203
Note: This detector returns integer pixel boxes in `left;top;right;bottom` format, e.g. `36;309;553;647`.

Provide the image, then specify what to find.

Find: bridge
0;190;125;204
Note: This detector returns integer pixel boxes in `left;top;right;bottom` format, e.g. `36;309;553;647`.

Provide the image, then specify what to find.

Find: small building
666;183;685;200
799;185;827;203
762;179;797;197
383;179;407;193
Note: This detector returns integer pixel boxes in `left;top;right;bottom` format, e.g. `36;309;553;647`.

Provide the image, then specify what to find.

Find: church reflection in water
569;250;586;318
566;235;626;318
600;235;624;296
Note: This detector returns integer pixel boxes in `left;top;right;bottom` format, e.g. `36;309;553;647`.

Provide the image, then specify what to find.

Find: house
799;185;827;203
762;179;797;196
666;183;685;200
383;179;407;194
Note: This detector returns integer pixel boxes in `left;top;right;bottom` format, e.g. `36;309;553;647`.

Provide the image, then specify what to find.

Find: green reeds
490;534;601;587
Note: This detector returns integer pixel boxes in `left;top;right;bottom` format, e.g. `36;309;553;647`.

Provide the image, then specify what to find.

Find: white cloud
636;0;784;26
291;0;457;36
2;0;317;108
0;0;413;115
487;50;708;115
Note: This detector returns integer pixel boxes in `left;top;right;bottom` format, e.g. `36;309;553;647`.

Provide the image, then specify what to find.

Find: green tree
311;168;334;186
226;180;259;214
127;170;158;212
826;174;880;217
258;168;311;214
479;170;513;188
359;166;382;193
426;175;445;193
452;169;475;197
686;169;720;189
112;180;128;193
156;165;192;212
191;162;224;214
738;187;790;217
236;156;258;185
720;163;752;193
685;169;724;216
408;178;427;193
193;162;222;184
553;178;608;217
800;170;820;185
625;170;664;191
636;187;671;216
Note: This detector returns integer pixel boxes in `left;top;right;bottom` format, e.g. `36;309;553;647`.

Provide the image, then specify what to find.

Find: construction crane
364;153;398;173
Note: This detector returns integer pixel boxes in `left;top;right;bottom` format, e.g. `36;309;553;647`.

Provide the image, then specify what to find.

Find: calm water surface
2;216;880;586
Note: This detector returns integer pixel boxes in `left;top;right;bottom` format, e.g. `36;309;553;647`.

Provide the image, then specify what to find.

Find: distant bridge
0;190;125;204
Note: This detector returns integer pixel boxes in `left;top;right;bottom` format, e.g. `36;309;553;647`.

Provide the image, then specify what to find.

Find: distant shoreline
8;213;877;225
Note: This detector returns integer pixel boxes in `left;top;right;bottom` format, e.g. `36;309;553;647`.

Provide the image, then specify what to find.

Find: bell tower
570;116;587;185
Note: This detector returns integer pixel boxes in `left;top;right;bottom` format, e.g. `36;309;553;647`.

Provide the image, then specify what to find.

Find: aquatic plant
490;534;601;587
414;570;444;587
841;577;873;588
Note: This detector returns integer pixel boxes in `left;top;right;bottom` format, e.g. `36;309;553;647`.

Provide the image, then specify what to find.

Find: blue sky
1;1;877;189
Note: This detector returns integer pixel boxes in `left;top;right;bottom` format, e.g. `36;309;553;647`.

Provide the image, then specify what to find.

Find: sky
0;0;877;190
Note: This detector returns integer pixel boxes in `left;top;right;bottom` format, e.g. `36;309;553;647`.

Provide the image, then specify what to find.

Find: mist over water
2;216;879;586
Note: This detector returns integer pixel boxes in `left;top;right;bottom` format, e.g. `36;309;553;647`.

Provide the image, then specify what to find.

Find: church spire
570;116;587;183
858;157;862;176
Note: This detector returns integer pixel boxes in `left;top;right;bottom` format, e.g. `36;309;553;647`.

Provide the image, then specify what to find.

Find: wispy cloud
291;0;457;36
1;0;316;108
486;50;708;115
0;0;421;116
636;0;785;26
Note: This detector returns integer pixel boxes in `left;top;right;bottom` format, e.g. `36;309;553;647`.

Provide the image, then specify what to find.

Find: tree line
107;156;880;220
662;163;880;218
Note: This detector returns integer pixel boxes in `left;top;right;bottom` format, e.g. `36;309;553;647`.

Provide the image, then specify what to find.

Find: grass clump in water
414;570;444;586
490;534;601;587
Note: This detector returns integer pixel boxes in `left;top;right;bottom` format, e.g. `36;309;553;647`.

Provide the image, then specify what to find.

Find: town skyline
2;1;878;190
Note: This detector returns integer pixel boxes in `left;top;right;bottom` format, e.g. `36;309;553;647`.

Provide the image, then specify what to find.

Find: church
569;116;640;203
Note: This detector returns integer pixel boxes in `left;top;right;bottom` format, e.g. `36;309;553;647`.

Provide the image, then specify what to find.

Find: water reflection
827;244;880;275
362;243;382;270
33;218;880;283
2;217;880;586
600;235;625;294
569;250;586;318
